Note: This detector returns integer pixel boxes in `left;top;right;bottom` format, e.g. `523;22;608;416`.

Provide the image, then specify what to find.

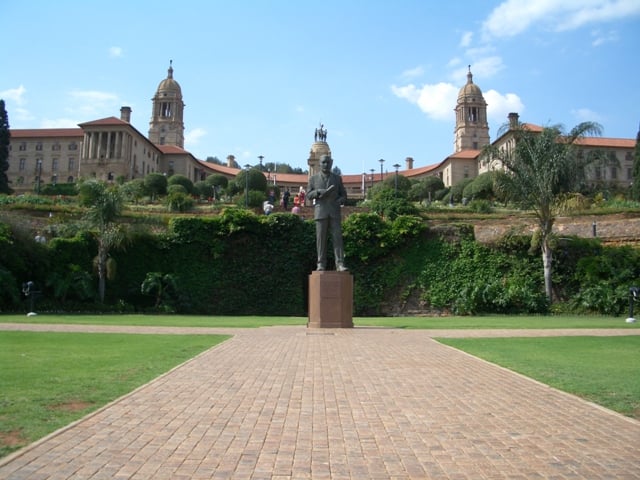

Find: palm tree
482;121;603;302
141;272;178;308
78;180;125;303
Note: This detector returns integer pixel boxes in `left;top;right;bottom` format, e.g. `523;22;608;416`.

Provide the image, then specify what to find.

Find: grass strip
438;336;640;419
2;314;638;329
0;331;228;458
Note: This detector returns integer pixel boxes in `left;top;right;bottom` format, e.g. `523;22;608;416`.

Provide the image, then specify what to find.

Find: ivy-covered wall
2;210;639;316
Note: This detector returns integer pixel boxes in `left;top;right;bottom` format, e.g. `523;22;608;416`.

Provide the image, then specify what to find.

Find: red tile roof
78;116;128;127
10;128;83;138
158;144;189;154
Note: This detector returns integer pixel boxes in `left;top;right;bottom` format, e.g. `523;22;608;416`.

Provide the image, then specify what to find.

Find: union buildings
6;63;636;198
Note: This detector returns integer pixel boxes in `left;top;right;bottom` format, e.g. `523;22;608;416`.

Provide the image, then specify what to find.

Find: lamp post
379;158;385;182
244;164;251;207
370;169;375;190
258;155;264;171
36;159;42;194
393;163;400;196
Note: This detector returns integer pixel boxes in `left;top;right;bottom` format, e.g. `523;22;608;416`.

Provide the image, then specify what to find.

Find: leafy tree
166;190;194;212
0;100;12;194
234;168;267;194
632;124;640;200
167;174;194;194
409;176;444;202
449;178;473;203
382;174;412;195
78;180;126;302
462;171;499;201
367;184;418;220
205;173;228;199
121;178;147;203
482;121;603;301
144;172;168;200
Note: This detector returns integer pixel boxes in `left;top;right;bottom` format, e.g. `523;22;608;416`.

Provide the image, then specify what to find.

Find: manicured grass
2;314;638;329
357;315;639;329
0;331;228;458
438;336;640;419
1;314;307;328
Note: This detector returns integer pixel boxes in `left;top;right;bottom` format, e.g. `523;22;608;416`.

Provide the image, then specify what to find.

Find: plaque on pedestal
308;271;353;328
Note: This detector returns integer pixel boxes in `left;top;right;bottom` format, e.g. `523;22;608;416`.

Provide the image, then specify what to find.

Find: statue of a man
307;155;348;271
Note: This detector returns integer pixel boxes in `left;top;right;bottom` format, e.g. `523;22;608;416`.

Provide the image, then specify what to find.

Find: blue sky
2;0;639;175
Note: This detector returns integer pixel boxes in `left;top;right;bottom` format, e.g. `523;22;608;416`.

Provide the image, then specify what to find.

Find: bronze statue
307;155;347;271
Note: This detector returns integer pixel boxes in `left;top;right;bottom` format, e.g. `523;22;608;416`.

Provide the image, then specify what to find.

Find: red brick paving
0;324;639;479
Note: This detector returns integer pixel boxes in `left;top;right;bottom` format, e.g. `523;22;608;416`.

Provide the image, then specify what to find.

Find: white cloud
571;107;603;122
13;107;34;123
459;31;473;48
591;28;619;46
66;90;120;117
0;85;27;105
185;127;207;146
484;89;525;124
40;118;81;128
482;0;640;40
400;66;424;79
109;46;123;58
450;56;504;84
391;82;458;121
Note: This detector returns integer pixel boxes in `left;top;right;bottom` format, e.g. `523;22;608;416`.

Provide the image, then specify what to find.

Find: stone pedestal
308;271;353;328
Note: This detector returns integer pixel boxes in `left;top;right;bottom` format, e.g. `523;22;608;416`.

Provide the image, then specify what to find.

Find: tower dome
148;61;185;148
156;61;182;95
453;66;490;153
457;67;483;100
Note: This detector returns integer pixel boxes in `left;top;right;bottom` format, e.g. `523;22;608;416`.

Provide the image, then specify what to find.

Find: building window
19;158;26;171
67;176;74;183
628;168;633;180
594;167;601;180
68;158;75;171
52;143;61;151
69;142;78;151
52;159;59;172
19;142;27;151
611;167;617;180
35;142;43;151
463;166;469;178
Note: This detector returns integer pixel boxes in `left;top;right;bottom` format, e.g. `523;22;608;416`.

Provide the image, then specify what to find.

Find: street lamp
393;163;401;196
370;169;375;190
244;164;251;207
36;159;42;194
258;155;264;171
379;158;385;182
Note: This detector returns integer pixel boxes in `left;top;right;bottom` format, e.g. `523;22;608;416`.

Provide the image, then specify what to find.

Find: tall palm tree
78;180;125;303
482;121;603;302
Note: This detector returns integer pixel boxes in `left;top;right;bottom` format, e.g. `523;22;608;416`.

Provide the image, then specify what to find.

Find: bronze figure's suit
307;155;347;271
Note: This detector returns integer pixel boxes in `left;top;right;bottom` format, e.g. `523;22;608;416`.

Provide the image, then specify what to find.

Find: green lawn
0;331;228;458
2;313;638;329
1;314;638;460
438;336;640;419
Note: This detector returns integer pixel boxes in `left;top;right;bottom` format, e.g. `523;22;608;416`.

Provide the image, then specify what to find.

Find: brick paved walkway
0;325;639;479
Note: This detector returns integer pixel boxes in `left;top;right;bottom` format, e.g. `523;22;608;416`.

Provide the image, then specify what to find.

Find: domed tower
149;61;185;148
453;66;490;152
307;123;331;177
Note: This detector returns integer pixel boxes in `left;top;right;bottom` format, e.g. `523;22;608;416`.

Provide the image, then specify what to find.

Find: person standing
283;188;291;210
307;155;347;271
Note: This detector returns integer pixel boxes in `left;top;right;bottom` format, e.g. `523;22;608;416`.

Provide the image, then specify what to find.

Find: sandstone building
5;64;635;198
